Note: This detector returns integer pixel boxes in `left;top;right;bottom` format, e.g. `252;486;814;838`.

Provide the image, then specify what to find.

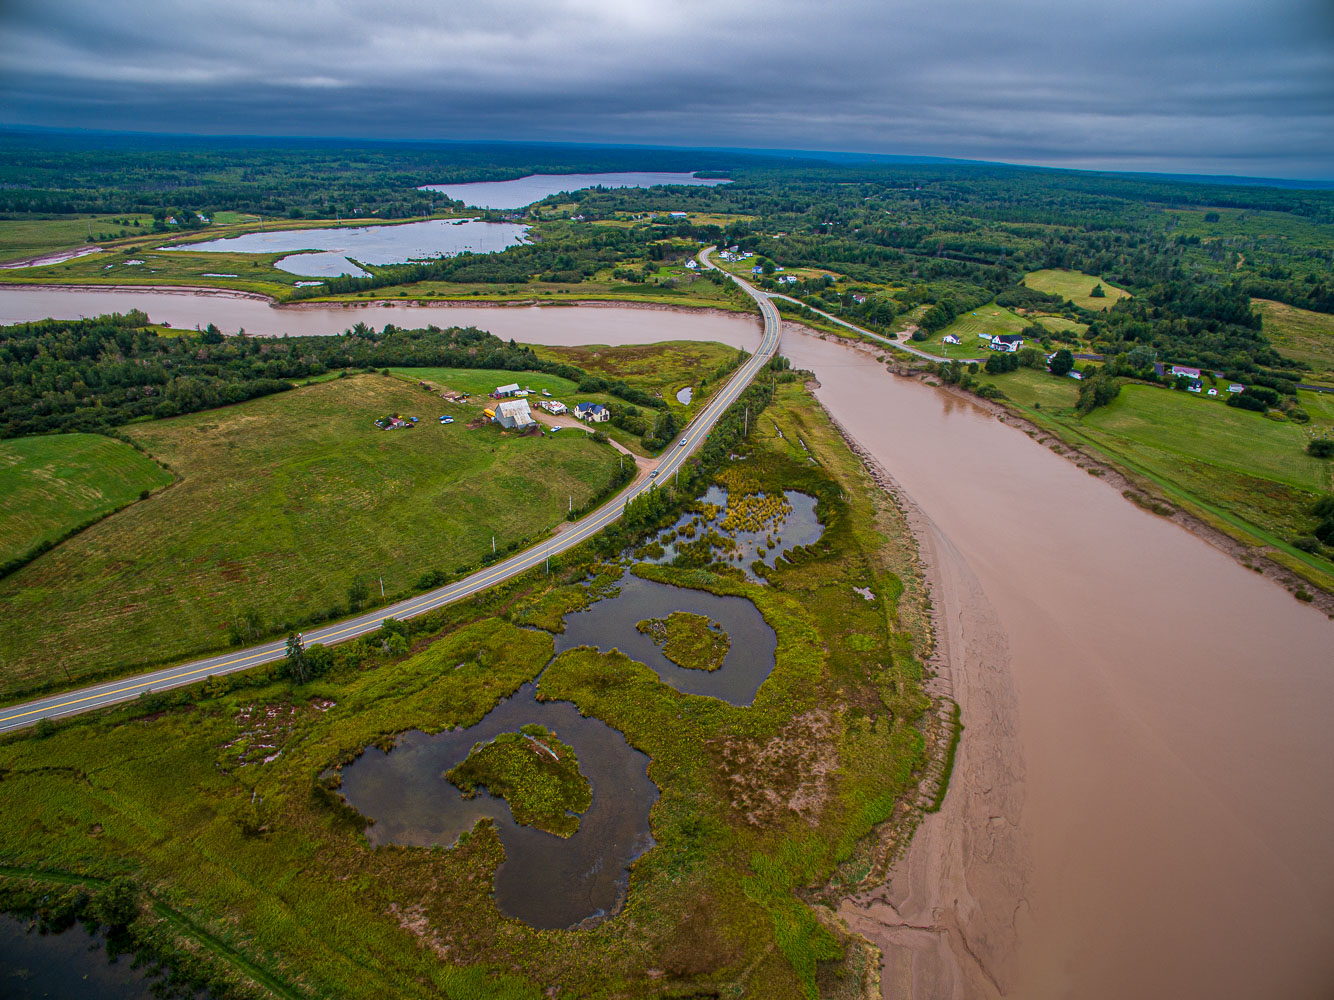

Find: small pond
0;915;159;999
418;172;730;210
160;218;529;277
336;568;778;929
554;571;776;705
337;684;656;930
645;486;823;583
676;386;693;404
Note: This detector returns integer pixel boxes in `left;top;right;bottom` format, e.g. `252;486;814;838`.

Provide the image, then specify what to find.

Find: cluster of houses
1164;364;1245;396
483;383;610;431
717;245;752;264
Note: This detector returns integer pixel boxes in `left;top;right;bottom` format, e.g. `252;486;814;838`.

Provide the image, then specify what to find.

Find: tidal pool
0;916;158;999
337;684;656;930
419;172;730;209
554;571;777;705
159;218;529;277
646;486;824;583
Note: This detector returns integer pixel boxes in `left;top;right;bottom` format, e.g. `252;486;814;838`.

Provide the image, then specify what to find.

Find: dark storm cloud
2;0;1332;178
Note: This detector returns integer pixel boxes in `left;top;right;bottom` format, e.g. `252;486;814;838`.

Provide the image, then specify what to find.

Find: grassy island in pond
446;725;592;838
636;611;731;671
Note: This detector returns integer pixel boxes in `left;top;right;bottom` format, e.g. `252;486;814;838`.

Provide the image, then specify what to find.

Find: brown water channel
4;289;1333;993
337;571;775;929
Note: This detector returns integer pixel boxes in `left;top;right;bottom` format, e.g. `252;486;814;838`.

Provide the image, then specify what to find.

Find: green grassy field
1023;268;1131;310
1255;299;1334;384
0;380;932;998
938;302;1028;342
1082;385;1332;491
0;433;173;569
0;374;622;699
0;214;156;264
1030;314;1090;339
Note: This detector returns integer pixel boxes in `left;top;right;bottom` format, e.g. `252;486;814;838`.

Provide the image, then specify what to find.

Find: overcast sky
2;0;1332;179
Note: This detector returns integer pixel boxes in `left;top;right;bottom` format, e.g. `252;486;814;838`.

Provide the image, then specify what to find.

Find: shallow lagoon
160;218;529;277
419;172;729;210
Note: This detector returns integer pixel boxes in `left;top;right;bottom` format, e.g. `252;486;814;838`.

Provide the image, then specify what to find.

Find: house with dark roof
990;333;1024;353
574;402;609;423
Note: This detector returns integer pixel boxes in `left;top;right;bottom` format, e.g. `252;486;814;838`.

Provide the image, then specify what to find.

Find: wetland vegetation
635;612;730;672
445;725;593;839
0;374;934;997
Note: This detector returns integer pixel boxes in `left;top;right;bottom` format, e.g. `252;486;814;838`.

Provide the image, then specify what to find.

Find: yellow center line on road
1;249;780;730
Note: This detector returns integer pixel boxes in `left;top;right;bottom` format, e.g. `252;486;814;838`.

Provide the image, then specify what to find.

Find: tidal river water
3;288;1333;996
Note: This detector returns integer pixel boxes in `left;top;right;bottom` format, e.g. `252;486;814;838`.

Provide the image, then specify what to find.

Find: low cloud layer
2;0;1332;178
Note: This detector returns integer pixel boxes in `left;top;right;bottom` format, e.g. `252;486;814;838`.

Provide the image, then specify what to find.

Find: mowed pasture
0;214;156;264
939;302;1027;342
0;433;173;568
1255;299;1334;384
1023;268;1131;310
0;374;621;698
1082;384;1332;492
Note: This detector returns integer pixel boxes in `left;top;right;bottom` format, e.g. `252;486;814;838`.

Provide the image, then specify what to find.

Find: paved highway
0;248;780;734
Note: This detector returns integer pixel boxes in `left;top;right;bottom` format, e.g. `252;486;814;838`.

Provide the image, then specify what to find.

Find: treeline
0;313;659;438
0;131;759;220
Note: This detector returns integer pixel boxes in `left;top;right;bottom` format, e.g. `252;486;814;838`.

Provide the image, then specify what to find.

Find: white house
990;334;1024;353
1170;365;1202;379
943;334;961;345
684;259;699;271
1207;388;1219;396
493;398;536;430
574;402;609;423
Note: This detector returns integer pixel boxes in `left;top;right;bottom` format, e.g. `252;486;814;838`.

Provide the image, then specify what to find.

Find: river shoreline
0;280;754;321
818;397;1023;998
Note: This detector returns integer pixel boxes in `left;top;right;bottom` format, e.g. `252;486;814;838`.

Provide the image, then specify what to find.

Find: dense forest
0;313;665;438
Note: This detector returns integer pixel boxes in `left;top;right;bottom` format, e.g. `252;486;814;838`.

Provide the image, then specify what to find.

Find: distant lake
161;218;529;277
419;172;730;209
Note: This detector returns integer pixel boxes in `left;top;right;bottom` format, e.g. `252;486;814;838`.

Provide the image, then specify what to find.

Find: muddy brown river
5;287;1334;997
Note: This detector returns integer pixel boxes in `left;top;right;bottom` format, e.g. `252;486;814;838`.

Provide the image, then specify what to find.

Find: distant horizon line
2;122;1331;190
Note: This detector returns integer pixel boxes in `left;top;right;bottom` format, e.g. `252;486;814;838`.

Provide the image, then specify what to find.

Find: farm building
574;402;610;423
1228;383;1245;393
493;399;536;430
493;383;521;398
